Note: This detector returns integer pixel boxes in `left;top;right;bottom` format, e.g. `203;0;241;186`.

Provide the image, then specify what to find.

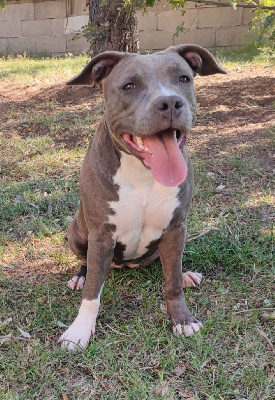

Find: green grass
1;265;274;399
0;53;90;81
0;50;274;399
216;42;275;65
0;42;274;83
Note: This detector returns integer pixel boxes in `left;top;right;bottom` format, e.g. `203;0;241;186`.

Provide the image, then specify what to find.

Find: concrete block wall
137;1;255;51
0;0;90;54
0;0;254;55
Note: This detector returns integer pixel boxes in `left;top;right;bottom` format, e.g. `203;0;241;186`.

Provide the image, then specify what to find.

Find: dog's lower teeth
135;136;146;150
136;137;143;146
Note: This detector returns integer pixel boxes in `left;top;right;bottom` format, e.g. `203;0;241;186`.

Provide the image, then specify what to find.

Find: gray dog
59;44;226;350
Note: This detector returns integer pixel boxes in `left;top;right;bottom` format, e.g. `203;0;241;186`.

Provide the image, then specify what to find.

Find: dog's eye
179;75;190;83
123;82;136;90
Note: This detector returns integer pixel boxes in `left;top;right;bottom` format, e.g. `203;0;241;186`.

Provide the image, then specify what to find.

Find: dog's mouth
121;129;187;187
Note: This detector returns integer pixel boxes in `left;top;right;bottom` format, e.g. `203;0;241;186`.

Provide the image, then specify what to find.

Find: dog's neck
114;151;155;188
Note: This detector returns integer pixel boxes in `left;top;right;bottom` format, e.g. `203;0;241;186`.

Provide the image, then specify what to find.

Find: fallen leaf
56;320;68;328
27;201;39;209
215;184;226;191
261;310;275;321
206;172;215;179
174;364;187;377
182;394;195;400
17;327;31;339
160;303;166;314
2;264;16;271
174;384;195;399
0;317;12;327
14;194;24;204
62;393;69;400
154;382;169;396
57;367;69;373
0;333;12;343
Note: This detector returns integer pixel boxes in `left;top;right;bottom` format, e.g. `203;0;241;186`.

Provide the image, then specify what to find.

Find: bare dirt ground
1;64;274;155
192;65;275;163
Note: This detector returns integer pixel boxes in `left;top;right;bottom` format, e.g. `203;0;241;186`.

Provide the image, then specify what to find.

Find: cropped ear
167;44;227;76
66;51;128;88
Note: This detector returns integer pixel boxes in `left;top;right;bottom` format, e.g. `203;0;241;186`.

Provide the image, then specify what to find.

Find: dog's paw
183;271;202;288
59;316;94;351
173;321;203;337
67;275;86;291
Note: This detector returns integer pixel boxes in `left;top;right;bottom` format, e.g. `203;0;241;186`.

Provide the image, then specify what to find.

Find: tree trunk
89;0;139;56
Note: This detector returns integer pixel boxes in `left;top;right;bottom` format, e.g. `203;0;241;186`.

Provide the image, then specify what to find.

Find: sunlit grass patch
0;177;80;242
0;44;274;86
216;42;275;67
0;53;90;82
1;233;78;275
183;222;274;276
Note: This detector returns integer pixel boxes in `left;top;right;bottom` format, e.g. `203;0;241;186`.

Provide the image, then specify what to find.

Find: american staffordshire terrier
59;44;226;350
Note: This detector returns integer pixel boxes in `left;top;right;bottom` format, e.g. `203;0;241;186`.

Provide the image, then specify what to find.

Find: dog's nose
155;96;184;118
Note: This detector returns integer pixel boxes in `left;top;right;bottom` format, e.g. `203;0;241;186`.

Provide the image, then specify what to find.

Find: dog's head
68;45;226;186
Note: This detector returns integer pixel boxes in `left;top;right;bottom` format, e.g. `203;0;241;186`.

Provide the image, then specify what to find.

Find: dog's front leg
159;225;202;337
59;236;114;351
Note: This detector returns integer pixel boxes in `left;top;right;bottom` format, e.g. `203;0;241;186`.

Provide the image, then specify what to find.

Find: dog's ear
67;51;127;88
167;44;227;76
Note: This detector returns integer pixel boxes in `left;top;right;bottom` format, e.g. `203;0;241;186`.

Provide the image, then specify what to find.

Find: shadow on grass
1;74;274;151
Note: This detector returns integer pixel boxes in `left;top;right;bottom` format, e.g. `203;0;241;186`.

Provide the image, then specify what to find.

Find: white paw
183;271;203;288
59;298;100;351
59;315;94;351
67;275;86;291
173;321;203;337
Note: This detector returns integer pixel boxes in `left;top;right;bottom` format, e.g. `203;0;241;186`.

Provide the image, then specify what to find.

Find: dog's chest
108;152;180;260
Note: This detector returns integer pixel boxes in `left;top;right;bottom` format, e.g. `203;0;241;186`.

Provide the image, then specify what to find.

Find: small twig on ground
257;329;275;354
0;335;35;341
187;227;218;242
105;324;130;337
233;307;275;315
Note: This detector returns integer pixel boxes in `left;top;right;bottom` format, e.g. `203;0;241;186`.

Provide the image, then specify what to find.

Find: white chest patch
108;152;180;260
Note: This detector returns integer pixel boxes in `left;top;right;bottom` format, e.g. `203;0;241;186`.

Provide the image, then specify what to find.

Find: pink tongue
143;133;187;187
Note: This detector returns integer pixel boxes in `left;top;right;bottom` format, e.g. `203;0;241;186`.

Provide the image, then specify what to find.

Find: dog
59;44;226;350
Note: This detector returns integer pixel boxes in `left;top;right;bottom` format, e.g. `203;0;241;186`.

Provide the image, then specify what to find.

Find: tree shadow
1;84;103;149
189;75;275;170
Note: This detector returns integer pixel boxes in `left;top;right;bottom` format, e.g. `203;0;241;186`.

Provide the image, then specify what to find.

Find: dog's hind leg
67;264;87;290
67;212;88;290
182;270;203;288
